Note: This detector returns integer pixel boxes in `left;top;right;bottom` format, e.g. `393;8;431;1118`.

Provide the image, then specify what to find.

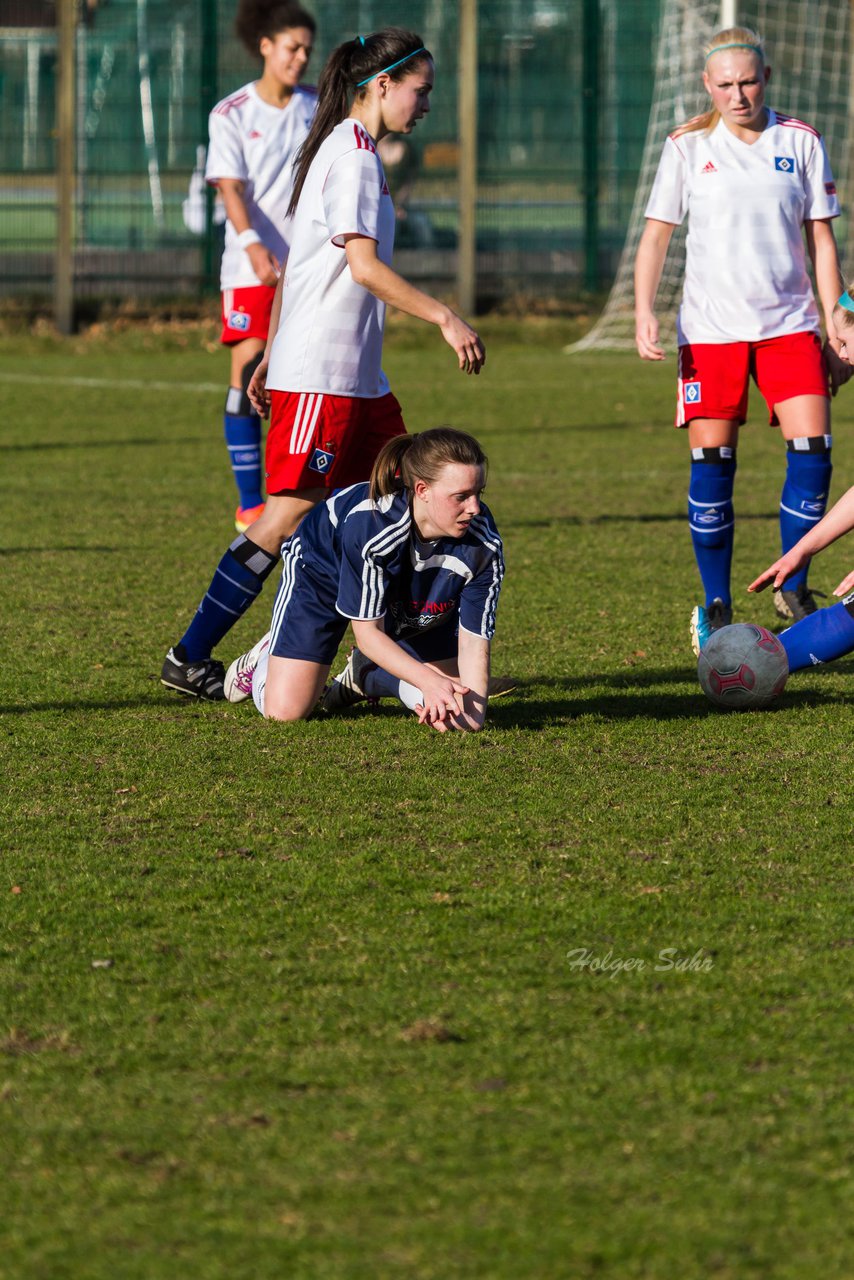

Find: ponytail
370;434;414;501
674;25;765;138
369;428;487;503
288;28;430;215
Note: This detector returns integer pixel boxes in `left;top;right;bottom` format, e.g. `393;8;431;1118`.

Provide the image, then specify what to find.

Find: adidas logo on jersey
701;161;717;174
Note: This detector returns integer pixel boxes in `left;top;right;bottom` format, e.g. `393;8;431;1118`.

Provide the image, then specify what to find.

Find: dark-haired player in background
207;0;316;533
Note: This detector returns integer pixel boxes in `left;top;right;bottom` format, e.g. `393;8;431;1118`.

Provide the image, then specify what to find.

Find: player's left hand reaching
748;548;811;595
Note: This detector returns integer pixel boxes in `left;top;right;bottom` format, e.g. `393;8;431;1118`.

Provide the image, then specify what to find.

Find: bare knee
261;657;328;722
263;694;312;723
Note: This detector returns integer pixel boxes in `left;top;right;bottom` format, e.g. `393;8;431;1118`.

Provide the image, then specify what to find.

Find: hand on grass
833;567;854;597
414;671;470;731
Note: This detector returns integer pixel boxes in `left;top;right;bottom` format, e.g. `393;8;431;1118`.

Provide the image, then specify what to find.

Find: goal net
570;0;853;352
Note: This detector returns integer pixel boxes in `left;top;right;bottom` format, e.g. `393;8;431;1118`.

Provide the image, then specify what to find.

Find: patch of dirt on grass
1;1027;79;1056
400;1018;464;1043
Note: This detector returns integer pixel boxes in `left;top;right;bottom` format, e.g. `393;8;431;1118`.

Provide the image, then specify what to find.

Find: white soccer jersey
206;83;317;291
645;109;841;344
266;120;396;398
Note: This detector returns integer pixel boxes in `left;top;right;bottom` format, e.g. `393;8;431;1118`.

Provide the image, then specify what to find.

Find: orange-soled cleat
235;502;265;533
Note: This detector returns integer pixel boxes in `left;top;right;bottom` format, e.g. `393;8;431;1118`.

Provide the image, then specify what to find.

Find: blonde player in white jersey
161;28;484;701
208;0;316;535
634;26;852;654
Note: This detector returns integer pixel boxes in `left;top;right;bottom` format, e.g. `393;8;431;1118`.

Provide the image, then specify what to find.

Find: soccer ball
697;623;789;710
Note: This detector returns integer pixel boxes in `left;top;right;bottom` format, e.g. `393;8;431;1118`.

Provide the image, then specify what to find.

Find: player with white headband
634;25;852;653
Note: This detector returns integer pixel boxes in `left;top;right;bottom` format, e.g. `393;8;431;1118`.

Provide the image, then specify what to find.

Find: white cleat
224;632;270;703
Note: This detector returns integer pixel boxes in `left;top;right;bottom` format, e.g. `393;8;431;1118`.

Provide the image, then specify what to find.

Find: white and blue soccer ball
697;623;789;710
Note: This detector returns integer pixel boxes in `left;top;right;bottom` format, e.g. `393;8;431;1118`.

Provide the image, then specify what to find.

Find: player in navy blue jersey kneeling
224;428;504;732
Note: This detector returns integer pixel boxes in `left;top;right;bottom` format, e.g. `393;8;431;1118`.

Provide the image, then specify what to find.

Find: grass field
3;315;854;1279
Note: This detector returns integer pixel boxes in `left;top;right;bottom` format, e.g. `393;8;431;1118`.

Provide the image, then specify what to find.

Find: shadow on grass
4;660;854;722
482;670;854;728
0;437;201;453
0;695;201;715
502;512;776;529
0;546;121;555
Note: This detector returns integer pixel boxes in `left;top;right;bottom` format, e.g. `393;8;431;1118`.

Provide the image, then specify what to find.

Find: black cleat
161;646;225;701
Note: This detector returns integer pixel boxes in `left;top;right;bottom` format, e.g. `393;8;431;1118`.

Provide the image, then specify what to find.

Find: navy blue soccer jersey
294;483;504;641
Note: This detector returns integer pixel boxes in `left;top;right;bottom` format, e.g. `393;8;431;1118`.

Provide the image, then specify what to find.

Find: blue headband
355;35;365;46
837;290;854;313
705;41;763;63
356;47;426;88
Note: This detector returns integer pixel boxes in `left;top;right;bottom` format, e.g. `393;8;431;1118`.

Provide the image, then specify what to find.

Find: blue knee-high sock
359;663;397;699
780;597;854;673
779;436;832;591
688;446;736;607
224;386;263;510
177;534;278;662
356;639;422;701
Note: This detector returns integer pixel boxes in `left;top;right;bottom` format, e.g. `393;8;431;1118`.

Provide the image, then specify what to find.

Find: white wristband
237;228;262;250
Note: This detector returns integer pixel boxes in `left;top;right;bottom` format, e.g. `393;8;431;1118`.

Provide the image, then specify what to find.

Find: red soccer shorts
265;390;406;493
219;285;276;345
676;331;828;427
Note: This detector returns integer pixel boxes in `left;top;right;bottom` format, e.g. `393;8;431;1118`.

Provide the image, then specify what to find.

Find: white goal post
568;0;854;353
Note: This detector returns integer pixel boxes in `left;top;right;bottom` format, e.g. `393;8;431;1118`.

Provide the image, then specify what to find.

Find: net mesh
570;0;853;352
0;0;661;303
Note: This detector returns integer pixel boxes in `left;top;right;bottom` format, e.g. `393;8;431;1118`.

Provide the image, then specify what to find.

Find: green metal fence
0;0;660;311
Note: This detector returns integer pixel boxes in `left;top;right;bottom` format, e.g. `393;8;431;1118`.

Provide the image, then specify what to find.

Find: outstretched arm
748;483;854;596
344;236;485;375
